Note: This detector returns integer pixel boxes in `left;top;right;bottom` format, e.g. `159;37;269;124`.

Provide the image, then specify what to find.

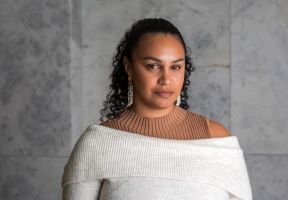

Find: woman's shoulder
208;119;231;138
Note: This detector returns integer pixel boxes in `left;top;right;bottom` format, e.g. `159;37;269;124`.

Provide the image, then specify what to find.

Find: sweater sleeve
61;127;104;200
62;180;103;200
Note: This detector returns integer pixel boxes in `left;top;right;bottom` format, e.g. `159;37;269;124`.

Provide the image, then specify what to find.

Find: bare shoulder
208;119;231;138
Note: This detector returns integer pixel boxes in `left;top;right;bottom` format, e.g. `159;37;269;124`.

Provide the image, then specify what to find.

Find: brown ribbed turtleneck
100;106;211;140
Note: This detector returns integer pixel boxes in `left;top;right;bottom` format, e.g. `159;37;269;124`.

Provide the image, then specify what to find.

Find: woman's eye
172;65;181;70
147;64;159;69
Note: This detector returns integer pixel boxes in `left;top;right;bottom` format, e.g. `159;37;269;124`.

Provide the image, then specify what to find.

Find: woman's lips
154;91;173;98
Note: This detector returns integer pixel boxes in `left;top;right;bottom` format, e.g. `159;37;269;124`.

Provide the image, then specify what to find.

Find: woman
62;18;252;200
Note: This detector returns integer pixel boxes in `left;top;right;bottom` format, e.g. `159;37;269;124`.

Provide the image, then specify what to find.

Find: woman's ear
123;56;133;77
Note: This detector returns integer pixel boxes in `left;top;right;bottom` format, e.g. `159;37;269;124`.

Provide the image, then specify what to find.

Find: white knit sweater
61;125;252;200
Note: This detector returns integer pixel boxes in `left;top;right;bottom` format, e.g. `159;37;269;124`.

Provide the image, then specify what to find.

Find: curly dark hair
100;18;195;122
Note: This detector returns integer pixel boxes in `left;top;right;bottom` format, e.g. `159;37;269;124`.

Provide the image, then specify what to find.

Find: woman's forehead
132;33;185;59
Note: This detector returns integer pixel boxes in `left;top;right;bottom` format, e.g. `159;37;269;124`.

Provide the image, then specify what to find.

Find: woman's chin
152;101;176;110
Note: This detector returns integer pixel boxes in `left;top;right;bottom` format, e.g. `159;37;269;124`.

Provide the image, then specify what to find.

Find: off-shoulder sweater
61;107;252;199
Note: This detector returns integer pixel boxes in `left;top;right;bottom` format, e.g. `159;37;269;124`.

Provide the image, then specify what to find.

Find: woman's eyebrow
172;58;185;63
142;56;162;62
142;56;185;63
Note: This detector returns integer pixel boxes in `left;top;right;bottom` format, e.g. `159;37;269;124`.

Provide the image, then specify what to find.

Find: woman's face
124;33;185;112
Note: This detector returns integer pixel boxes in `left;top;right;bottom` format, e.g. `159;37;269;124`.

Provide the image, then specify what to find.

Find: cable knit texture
61;125;253;200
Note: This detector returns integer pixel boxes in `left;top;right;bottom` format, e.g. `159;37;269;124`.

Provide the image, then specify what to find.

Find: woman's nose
158;69;171;85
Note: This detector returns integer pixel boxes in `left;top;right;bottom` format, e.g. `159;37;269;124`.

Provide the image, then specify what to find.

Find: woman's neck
128;104;176;118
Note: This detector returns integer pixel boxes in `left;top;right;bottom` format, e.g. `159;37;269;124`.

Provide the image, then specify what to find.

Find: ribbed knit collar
116;106;188;135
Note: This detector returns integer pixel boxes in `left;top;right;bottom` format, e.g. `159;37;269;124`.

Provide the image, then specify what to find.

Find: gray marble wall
1;0;287;199
231;0;288;199
0;0;73;199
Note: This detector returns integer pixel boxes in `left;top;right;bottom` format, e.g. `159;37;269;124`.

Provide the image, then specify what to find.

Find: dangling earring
127;77;133;107
176;95;181;106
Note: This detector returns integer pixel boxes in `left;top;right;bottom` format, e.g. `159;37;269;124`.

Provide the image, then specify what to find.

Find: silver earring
176;95;181;106
127;77;133;107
